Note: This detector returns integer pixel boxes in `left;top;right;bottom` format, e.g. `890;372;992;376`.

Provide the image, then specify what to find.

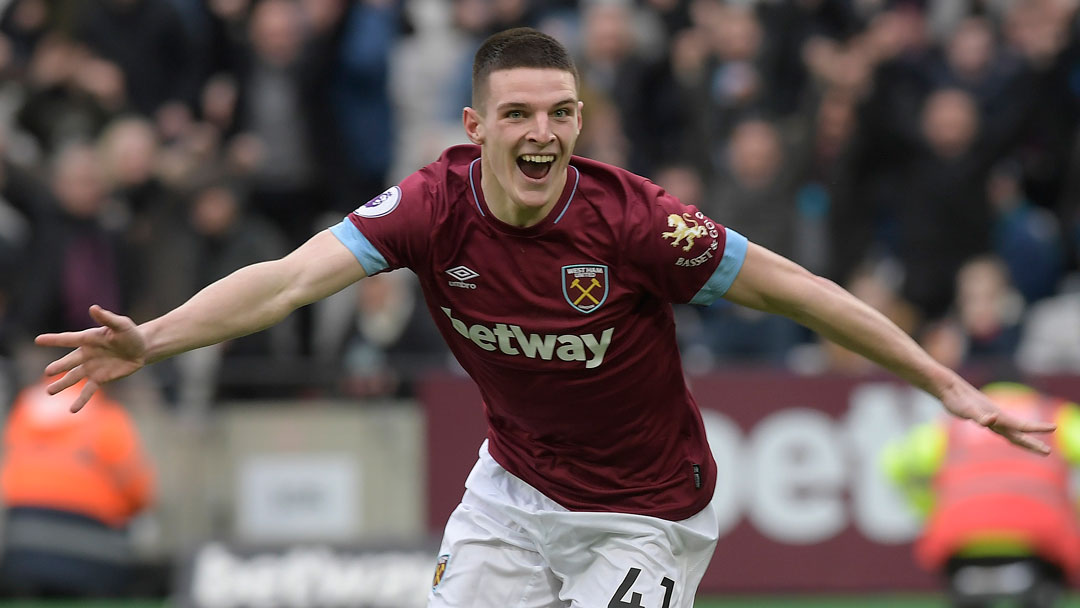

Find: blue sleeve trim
330;219;389;275
690;229;748;305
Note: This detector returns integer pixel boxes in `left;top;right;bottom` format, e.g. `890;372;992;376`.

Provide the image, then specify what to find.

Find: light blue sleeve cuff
330;219;389;275
690;229;748;305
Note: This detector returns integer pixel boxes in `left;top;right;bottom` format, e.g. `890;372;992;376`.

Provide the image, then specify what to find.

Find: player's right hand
35;305;147;412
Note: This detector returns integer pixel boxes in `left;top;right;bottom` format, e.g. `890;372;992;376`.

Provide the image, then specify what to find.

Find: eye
506;110;524;119
554;108;570;118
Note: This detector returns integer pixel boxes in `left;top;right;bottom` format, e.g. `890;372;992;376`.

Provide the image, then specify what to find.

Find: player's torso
419;180;644;377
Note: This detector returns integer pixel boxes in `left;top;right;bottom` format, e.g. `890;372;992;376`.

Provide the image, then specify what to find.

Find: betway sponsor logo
441;307;614;369
188;543;430;608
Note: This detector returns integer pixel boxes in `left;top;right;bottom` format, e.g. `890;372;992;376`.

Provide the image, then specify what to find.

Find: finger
70;380;99;413
977;411;998;427
35;330;94;349
46;368;86;395
994;413;1057;433
1005;431;1051;456
88;305;130;331
44;349;86;376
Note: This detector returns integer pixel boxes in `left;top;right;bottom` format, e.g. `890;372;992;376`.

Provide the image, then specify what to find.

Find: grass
694;595;948;607
695;594;1080;607
6;594;1080;607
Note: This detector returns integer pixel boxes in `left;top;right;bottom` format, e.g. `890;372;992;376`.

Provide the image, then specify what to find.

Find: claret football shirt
331;145;748;521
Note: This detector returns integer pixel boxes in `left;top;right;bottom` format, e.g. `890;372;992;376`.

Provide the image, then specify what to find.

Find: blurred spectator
0;130;52;352
199;0;252;84
316;270;449;398
685;2;769;165
821;264;920;374
1016;250;1080;374
920;255;1025;369
824;5;933;286
96;116;185;323
952;256;1025;366
926;15;1026;117
327;0;400;211
16;35;124;155
490;0;538;31
894;87;1024;320
0;376;155;598
695;118;808;369
755;0;866;116
642;0;692;40
97;115;173;223
625;25;709;176
1001;0;1080;212
708;118;798;258
988;160;1066;303
12;142;134;339
576;2;645;170
73;0;195;121
800;88;859;278
574;88;630;168
0;0;51;75
654;161;704;208
229;0;330;247
882;382;1080;608
147;173;296;403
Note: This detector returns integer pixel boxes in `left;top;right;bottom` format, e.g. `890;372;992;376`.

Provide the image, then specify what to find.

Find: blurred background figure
1016;237;1080;375
920;255;1026;370
314;270;449;399
147;172;295;406
229;0;326;248
72;0;195;122
988;159;1066;305
0;376;155;598
883;382;1080;608
11;142;135;341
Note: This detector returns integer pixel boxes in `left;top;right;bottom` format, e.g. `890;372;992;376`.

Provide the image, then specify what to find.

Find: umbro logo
446;266;479;289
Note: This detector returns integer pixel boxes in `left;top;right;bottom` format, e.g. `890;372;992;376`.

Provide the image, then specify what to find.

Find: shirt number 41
608;568;676;608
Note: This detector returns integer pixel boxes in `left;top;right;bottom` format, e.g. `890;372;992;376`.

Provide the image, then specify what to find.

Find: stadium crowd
0;0;1079;410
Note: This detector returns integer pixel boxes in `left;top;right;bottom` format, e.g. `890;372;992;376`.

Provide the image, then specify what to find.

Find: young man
37;28;1054;607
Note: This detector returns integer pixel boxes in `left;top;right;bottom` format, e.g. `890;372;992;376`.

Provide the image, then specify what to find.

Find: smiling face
463;67;582;227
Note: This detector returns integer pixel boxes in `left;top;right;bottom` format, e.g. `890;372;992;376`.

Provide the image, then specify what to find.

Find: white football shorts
428;440;720;608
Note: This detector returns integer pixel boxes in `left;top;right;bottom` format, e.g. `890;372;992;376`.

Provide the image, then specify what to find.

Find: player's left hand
940;382;1056;454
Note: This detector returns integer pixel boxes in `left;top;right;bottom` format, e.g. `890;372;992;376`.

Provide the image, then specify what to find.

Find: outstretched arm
36;230;367;411
723;243;1055;454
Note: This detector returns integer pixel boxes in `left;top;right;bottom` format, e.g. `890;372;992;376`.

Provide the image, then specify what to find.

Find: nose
528;114;556;144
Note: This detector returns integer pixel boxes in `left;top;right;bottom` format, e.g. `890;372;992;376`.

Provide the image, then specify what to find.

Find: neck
480;158;567;228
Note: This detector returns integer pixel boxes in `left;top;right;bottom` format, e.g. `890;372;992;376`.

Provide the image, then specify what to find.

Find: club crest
562;265;609;314
432;554;450;590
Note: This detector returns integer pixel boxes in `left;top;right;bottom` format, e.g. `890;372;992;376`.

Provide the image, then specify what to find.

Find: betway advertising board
176;543;434;608
420;371;1080;593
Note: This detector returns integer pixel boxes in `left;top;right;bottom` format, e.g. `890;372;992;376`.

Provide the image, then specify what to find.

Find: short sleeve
624;181;748;305
330;169;435;274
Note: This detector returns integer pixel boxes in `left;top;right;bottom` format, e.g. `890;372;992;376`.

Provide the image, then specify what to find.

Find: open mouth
517;154;555;181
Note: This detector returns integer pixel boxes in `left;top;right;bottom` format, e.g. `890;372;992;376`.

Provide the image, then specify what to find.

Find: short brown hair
472;27;579;109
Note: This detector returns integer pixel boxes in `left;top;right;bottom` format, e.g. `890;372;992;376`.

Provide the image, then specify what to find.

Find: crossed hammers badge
562;265;609;313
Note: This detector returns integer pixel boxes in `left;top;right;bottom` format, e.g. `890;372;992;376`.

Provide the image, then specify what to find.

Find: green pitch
5;595;1080;607
696;594;1080;607
695;595;946;607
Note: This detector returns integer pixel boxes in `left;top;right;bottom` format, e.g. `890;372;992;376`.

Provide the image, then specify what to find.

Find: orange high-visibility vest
0;379;154;528
916;393;1080;578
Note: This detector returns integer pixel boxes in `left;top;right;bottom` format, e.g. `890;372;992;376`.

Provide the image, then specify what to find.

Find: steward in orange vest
0;377;155;598
884;383;1080;608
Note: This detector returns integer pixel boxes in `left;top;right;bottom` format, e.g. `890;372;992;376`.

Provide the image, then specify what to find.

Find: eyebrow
496;98;578;112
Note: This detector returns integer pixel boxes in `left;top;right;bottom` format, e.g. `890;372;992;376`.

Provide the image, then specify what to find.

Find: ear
463;107;484;144
576;100;584;134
